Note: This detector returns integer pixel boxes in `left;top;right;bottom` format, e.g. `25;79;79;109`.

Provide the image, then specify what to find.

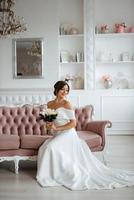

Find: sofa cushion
0;149;38;157
0;135;20;150
77;131;102;149
20;135;53;149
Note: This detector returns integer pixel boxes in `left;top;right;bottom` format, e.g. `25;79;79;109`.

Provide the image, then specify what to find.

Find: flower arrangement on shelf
101;74;112;89
101;74;112;82
39;108;58;122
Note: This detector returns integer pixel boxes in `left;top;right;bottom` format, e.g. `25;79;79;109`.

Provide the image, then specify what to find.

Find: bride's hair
54;81;70;96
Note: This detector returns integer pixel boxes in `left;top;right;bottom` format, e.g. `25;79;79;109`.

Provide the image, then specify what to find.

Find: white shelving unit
58;0;134;90
94;0;134;90
58;0;85;90
95;33;134;89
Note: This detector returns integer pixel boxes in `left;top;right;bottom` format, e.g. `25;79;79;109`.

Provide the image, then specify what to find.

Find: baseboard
107;130;134;135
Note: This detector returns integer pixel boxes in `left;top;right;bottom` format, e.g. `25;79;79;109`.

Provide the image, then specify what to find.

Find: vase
104;80;112;89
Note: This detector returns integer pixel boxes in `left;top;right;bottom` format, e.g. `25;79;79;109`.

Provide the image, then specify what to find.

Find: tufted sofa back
0;105;46;136
0;104;94;136
75;105;94;131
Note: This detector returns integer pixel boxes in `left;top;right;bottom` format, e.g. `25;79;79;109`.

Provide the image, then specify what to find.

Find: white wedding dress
36;107;134;190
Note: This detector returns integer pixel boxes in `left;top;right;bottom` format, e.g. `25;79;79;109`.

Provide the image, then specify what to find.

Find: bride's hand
50;123;57;131
46;122;57;131
46;122;53;130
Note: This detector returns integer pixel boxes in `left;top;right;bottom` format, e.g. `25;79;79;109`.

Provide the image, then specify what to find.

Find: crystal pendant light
0;0;27;37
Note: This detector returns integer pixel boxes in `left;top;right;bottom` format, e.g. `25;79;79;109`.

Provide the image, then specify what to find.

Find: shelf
96;61;134;64
59;34;84;38
60;62;84;64
95;33;134;38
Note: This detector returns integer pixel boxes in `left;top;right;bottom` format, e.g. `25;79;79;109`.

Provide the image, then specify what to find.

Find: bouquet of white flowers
39;108;58;122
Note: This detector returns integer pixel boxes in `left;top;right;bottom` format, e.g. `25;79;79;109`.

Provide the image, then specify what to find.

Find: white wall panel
102;96;134;122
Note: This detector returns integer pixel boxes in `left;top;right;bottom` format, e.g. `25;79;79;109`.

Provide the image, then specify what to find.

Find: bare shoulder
47;100;54;108
64;100;74;110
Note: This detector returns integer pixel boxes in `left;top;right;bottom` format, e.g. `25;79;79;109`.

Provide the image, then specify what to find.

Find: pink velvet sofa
0;104;112;173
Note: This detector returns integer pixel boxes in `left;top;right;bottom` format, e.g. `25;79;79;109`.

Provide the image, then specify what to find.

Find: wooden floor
0;135;134;200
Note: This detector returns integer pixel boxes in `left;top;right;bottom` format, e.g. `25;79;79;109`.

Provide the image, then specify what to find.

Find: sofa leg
14;157;19;174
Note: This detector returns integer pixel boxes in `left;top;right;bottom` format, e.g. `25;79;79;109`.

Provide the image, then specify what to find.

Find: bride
36;80;134;190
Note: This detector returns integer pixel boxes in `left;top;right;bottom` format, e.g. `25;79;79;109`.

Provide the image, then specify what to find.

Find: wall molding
0;88;134;134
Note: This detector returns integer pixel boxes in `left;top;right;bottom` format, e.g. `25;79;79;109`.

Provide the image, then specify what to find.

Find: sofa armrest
85;121;112;136
85;121;112;148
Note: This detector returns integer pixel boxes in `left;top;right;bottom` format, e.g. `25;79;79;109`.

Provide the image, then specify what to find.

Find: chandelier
0;0;27;37
27;41;42;57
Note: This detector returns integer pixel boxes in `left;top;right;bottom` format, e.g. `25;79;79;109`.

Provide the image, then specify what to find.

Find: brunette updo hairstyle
53;81;70;96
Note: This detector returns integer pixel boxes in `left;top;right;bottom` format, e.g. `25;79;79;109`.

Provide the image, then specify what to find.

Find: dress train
36;108;134;190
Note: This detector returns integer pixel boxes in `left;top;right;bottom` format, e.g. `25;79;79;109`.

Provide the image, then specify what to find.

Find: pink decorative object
115;22;127;33
128;27;134;33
